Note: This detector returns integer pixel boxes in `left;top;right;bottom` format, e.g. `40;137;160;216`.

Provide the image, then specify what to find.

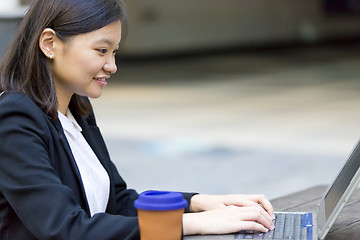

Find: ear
39;28;57;60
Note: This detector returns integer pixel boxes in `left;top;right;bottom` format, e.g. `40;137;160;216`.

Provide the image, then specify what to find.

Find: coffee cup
134;190;188;240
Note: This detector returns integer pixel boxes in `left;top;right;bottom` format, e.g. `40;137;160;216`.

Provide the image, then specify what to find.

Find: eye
113;49;119;56
98;49;107;54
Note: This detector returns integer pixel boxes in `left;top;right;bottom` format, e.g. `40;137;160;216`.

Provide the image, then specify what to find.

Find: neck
58;100;70;115
56;87;72;116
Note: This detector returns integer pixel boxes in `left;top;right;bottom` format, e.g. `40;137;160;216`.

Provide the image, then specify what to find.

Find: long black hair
0;0;127;119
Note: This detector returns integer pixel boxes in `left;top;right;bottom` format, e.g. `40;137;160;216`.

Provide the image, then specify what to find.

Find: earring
49;54;53;60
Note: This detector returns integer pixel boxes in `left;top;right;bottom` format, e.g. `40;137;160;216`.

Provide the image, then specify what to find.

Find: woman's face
50;20;122;101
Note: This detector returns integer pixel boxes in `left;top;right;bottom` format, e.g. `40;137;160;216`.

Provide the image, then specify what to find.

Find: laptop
184;139;360;240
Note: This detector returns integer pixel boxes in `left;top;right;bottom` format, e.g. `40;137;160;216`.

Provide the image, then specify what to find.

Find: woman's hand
190;194;275;219
183;204;275;235
183;194;275;236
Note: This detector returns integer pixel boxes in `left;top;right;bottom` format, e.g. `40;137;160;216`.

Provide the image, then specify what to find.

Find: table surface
184;185;360;240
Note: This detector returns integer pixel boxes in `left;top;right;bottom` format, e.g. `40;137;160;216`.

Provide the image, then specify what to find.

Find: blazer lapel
76;120;112;173
51;117;92;215
71;110;117;213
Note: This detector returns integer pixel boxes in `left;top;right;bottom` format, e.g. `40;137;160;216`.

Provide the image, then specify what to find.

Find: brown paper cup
137;208;184;240
134;191;188;240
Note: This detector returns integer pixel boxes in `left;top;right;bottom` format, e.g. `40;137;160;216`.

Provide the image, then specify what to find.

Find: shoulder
0;91;40;111
0;91;51;129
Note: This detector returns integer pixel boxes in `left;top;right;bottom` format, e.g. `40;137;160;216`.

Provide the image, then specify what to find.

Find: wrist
190;194;225;212
189;194;207;212
183;213;204;236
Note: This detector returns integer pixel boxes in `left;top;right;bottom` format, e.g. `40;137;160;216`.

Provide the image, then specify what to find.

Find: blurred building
122;0;360;56
1;0;360;58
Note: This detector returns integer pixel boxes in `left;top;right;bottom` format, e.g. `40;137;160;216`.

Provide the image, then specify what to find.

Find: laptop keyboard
234;212;313;239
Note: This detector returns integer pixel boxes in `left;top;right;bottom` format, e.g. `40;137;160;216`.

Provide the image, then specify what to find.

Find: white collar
58;109;82;134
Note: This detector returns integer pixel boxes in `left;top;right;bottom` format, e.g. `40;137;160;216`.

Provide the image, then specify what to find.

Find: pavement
90;43;360;200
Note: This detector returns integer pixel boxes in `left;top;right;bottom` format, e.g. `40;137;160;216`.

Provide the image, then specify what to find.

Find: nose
104;56;117;75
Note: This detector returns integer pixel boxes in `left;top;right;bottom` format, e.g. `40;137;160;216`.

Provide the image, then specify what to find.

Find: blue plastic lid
134;190;188;211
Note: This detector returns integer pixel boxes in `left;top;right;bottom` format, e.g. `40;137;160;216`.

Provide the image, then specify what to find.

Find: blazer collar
51;115;92;215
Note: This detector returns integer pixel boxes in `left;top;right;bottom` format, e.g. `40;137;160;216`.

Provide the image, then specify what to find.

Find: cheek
75;53;105;76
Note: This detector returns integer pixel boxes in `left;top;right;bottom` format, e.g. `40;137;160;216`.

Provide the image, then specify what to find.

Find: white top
58;109;110;217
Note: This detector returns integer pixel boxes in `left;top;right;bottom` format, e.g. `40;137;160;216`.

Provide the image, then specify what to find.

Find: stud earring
49;54;53;60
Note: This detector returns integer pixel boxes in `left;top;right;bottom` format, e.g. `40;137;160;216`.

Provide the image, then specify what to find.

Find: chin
88;93;102;99
80;90;103;99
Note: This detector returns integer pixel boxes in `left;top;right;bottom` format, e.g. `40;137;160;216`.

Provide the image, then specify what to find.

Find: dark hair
0;0;128;119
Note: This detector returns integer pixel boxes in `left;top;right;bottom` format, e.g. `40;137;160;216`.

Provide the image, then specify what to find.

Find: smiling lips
94;77;109;87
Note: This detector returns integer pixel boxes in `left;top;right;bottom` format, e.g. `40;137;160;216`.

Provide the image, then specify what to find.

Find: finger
229;204;273;224
234;206;275;230
248;211;274;231
238;205;274;223
258;197;275;219
247;194;275;219
236;220;270;233
226;198;259;208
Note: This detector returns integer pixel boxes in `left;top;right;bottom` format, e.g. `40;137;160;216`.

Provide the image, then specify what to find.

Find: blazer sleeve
0;94;140;240
107;159;140;216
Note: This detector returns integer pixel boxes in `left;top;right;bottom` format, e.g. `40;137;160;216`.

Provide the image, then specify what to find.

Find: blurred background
1;0;360;199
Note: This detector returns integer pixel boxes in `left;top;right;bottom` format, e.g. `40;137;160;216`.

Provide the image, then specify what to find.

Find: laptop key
263;229;274;239
283;214;295;239
274;214;285;239
300;227;308;240
302;213;313;228
307;226;313;240
244;234;254;239
234;231;245;239
294;214;302;240
253;232;265;239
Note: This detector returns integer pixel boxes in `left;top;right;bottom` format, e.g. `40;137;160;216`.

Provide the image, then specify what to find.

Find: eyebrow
94;38;120;47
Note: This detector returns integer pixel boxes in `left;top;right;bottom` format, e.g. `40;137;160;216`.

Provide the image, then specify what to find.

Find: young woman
0;0;275;239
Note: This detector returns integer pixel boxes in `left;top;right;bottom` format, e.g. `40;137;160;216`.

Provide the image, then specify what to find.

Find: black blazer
0;92;195;240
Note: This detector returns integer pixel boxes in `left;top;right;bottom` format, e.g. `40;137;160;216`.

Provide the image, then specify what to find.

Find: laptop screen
324;142;360;220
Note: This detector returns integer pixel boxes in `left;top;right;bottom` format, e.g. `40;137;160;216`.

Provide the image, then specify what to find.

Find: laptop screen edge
317;140;360;239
